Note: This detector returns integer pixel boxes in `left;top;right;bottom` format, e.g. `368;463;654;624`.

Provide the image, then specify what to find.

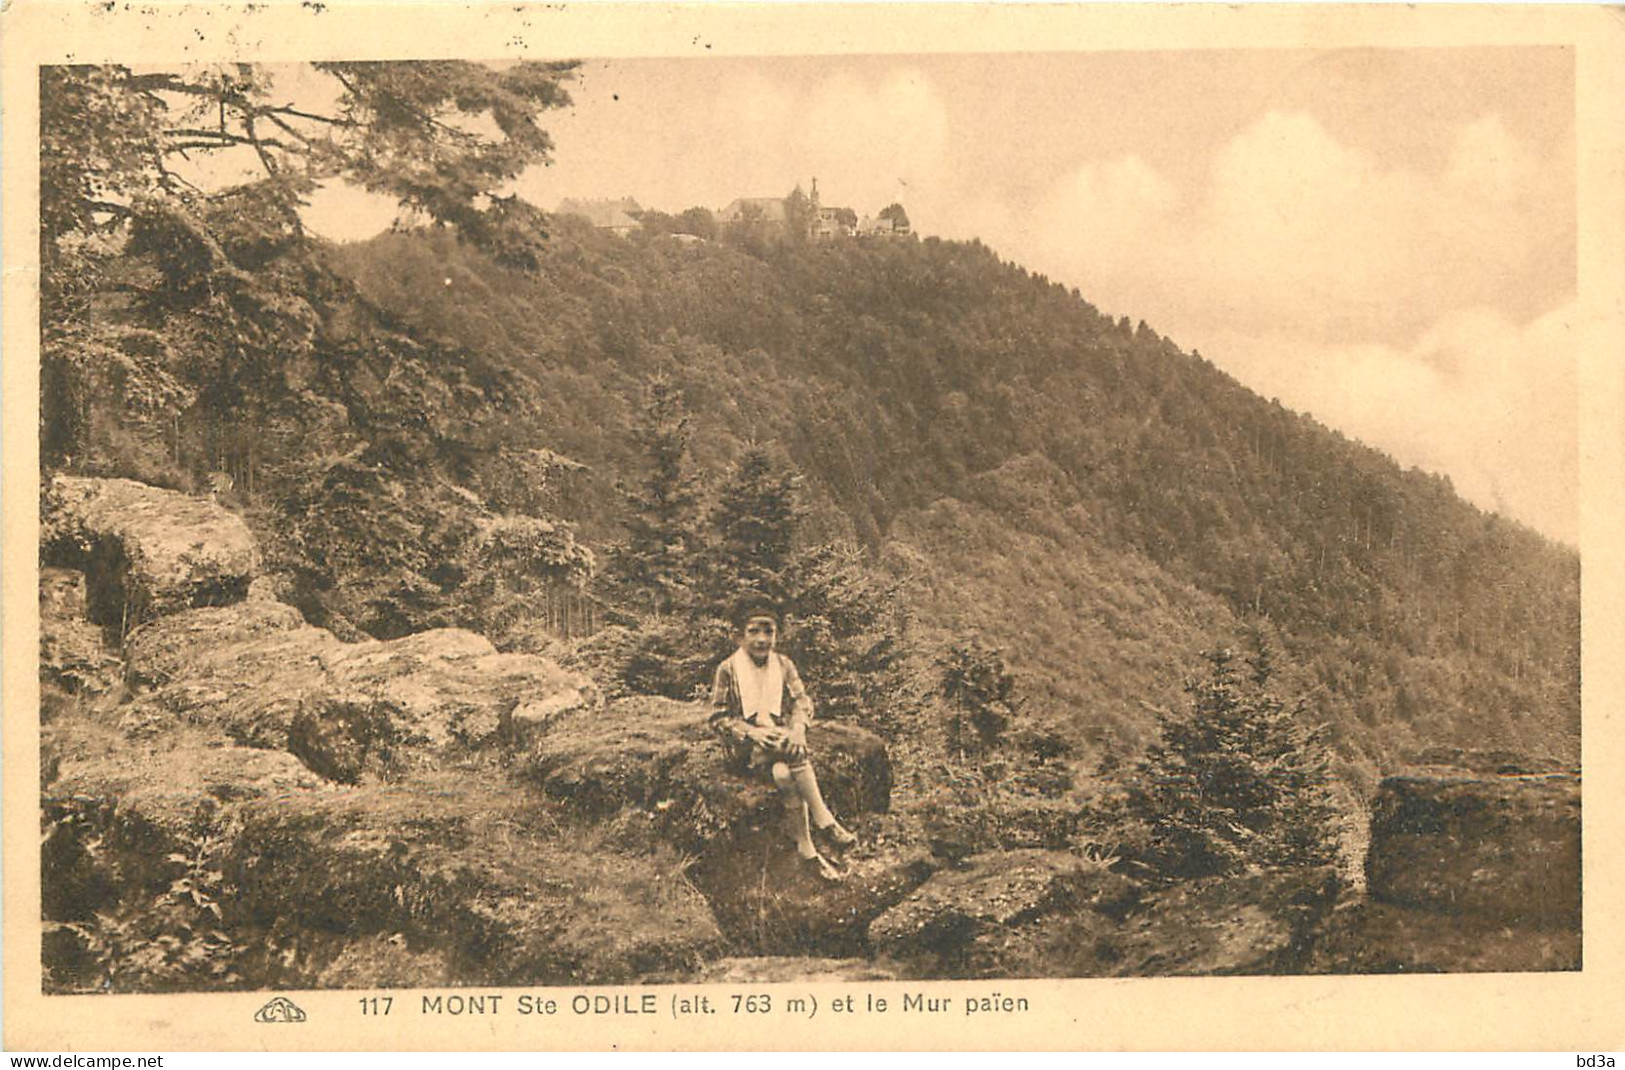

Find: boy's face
742;616;778;659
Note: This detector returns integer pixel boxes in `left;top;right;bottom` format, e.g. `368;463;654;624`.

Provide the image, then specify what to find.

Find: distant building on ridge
556;197;644;236
717;196;790;225
719;179;862;241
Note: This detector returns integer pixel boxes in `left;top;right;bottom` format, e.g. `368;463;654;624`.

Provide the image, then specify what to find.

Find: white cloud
1041;155;1180;242
1197;302;1578;545
1021;110;1562;344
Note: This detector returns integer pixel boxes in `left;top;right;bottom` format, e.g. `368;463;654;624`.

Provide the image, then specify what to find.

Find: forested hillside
330;220;1579;775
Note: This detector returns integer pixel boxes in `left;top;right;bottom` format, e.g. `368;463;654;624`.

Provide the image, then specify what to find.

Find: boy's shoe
799;852;844;883
814;821;859;854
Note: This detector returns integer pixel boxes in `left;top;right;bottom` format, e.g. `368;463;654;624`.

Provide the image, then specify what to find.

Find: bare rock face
530;696;920;953
43;476;260;631
120;602;598;769
40;567;121;695
868;849;1110;976
1365;769;1580;927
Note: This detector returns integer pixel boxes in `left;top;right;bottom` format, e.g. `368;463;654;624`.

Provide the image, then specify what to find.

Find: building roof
719;197;789;223
556;197;644;230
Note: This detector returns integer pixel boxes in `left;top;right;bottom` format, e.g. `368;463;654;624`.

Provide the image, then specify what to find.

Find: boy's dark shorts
719;734;813;777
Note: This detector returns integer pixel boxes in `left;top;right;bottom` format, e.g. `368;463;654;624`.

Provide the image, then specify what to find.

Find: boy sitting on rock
709;599;859;883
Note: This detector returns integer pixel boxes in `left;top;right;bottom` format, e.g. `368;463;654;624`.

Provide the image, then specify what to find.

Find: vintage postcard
4;1;1624;1053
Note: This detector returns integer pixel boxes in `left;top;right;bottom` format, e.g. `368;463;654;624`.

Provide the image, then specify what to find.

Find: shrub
1088;646;1342;881
939;640;1020;755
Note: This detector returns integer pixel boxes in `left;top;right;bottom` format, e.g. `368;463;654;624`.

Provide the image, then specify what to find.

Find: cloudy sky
303;49;1578;544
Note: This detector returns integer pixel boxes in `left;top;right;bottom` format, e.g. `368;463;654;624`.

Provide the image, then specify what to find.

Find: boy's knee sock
773;764;816;856
784;800;816;858
789;762;837;828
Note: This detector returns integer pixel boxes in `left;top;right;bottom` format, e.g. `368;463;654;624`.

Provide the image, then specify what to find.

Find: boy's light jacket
708;651;814;766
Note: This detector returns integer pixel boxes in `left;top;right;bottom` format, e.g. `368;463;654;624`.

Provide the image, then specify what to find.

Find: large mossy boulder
869;849;1123;977
963;866;1340;979
687;827;937;956
528;696;924;953
42;727;723;990
123;599;311;687
43;476;260;630
528;696;891;852
119;601;597;768
1365;769;1580;927
1305;898;1581;974
43;721;331;923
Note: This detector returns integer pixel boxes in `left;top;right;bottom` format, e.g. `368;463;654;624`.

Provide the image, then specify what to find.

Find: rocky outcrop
41;474;1580;990
1305;899;1581;974
529;696;891;851
952;865;1341;979
43;476;260;631
690;830;937;956
123;599;310;687
869;849;1116;975
39;477;686;992
1102;867;1341;976
528;696;924;953
867;849;1342;980
43;723;723;989
43;721;330;923
1365;768;1580;927
119;601;598;766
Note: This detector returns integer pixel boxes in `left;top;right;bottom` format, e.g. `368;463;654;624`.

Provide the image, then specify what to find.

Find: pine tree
606;375;702;616
704;445;802;608
780;541;907;722
1096;644;1341;880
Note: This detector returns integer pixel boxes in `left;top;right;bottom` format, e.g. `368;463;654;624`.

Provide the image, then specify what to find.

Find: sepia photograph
5;1;1623;1053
